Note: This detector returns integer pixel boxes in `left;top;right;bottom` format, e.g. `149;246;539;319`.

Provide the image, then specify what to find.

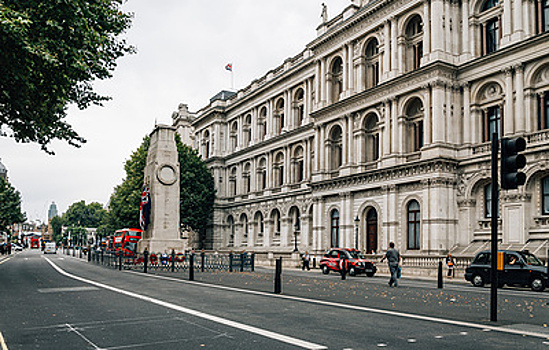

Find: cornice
309;158;458;192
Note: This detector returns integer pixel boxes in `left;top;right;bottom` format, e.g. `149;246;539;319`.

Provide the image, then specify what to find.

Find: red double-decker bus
112;228;142;256
30;235;40;249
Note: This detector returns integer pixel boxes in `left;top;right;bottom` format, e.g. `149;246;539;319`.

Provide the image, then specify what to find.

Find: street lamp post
354;216;360;250
293;222;299;253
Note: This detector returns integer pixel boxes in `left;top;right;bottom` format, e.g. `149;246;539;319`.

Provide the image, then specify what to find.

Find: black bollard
189;254;195;281
144;249;149;273
79;247;82;259
240;253;245;272
313;257;316;269
438;261;443;289
274;257;282;294
201;252;205;272
229;253;233;272
119;253;122;271
251;253;255;272
101;250;104;264
88;247;91;262
171;250;175;273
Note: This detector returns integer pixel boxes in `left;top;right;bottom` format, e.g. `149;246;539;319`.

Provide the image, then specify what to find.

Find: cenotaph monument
138;124;186;253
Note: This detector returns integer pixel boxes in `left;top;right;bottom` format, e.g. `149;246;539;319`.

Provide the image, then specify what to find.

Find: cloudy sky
1;0;350;222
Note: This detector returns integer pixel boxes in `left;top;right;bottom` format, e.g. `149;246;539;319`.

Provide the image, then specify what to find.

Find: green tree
0;0;134;153
106;136;150;232
175;134;216;248
51;216;63;243
0;177;26;232
107;134;216;248
62;200;107;227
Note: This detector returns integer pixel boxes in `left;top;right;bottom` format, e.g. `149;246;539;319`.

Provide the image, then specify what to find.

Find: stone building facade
173;0;549;256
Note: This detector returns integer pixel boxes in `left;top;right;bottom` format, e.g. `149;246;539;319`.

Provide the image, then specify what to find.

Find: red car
319;248;377;277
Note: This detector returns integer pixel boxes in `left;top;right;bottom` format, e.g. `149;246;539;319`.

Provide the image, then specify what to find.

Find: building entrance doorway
366;208;378;253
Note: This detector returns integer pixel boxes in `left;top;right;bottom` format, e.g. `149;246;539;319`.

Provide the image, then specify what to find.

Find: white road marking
65;323;100;350
45;258;326;350
0;331;8;350
0;258;10;265
126;270;549;340
38;286;99;293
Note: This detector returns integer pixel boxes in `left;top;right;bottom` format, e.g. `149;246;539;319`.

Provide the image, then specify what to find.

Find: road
0;250;548;349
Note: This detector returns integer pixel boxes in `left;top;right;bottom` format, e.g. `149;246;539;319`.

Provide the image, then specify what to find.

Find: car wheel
366;272;375;277
530;277;545;292
322;265;330;275
472;274;485;287
349;267;356;276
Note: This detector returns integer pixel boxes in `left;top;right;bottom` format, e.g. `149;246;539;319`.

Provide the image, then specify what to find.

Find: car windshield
519;252;543;266
348;251;365;259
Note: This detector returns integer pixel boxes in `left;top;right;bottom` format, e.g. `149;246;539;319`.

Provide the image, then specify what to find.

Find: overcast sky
1;0;350;223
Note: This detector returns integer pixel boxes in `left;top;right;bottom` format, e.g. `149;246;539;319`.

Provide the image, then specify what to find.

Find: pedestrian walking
445;253;455;278
301;251;310;271
380;242;401;287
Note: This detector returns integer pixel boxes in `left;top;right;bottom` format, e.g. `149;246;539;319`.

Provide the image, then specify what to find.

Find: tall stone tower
138;125;186;253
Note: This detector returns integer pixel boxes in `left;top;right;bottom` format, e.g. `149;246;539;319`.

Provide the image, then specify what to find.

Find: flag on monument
140;186;151;231
225;63;232;71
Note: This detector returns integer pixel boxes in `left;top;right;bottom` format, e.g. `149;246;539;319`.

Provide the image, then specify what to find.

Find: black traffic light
501;137;527;190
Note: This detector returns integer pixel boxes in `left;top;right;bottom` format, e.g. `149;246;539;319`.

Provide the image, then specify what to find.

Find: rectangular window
484;18;500;54
543;177;549;215
484;106;501;142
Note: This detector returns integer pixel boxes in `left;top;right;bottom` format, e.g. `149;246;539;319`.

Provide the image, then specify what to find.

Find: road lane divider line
65;323;100;350
44;258;326;350
0;258;11;266
125;270;549;340
0;331;8;350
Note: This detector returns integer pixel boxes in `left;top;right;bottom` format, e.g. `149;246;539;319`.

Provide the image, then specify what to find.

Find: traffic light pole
490;133;499;322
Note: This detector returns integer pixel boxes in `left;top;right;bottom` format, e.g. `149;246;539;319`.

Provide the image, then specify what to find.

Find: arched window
331;209;340;248
405;98;424;152
227;215;235;247
243;114;252;146
365;38;380;88
328;126;343;170
274;152;284;187
479;0;501;55
535;0;549;34
258;107;267;141
363;113;380;162
330;57;344;103
275;98;285;135
483;106;501;142
294;88;305;127
243;163;251;194
255;211;264;246
407;200;421;250
229;167;237;196
240;214;248;246
293;146;304;183
405;15;423;71
257;158;267;190
230;121;238;150
271;209;281;246
542;176;549;215
203;130;210;158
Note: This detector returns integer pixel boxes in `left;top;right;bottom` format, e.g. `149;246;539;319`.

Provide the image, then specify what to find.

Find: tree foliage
0;0;134;153
62;200;107;227
107;134;216;247
0;177;26;232
50;216;63;243
175;134;216;247
106;136;149;231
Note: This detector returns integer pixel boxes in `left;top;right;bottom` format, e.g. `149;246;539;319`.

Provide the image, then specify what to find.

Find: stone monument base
138;239;186;254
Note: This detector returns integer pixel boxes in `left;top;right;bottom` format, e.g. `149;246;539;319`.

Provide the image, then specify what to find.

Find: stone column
139;125;185;253
391;98;399;154
342;44;348;96
348;42;355;94
504;67;514;136
502;0;512;43
463;83;471;144
462;0;471;59
513;0;524;40
383;101;391;156
315;60;322;107
423;0;431;60
432;81;445;143
391;17;398;75
383;20;391;79
424;85;432;145
524;90;535;132
431;0;444;57
514;64;525;133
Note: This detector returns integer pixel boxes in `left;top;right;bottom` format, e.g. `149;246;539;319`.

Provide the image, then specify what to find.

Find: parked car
11;243;23;251
464;250;548;292
319;248;377;277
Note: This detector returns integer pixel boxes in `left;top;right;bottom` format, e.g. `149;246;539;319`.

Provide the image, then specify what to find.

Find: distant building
0;158;7;180
48;202;59;221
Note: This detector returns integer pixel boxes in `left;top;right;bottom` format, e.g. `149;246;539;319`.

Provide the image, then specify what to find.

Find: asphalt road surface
1;250;548;349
